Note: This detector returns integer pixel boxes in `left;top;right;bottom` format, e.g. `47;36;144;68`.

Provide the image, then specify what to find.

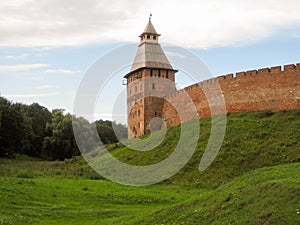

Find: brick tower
124;16;178;139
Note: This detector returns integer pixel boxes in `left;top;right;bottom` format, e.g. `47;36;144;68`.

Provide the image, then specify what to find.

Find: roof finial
149;13;152;21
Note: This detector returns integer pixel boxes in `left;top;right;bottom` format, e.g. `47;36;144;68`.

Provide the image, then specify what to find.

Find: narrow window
166;70;169;79
154;112;158;117
152;83;155;90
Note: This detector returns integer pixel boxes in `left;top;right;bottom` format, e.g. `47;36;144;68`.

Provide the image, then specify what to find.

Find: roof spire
149;13;152;21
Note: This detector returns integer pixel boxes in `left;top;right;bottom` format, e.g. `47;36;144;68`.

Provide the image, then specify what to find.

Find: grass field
0;176;208;224
1;109;300;224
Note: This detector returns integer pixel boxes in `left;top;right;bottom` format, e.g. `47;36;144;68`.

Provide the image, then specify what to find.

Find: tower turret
124;16;178;138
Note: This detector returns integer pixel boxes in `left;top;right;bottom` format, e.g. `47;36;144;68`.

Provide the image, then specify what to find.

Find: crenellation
202;78;216;85
236;72;246;79
188;83;198;90
270;66;282;74
162;63;300;126
256;68;271;76
226;74;234;79
217;75;226;81
284;64;296;71
204;79;210;84
246;70;258;76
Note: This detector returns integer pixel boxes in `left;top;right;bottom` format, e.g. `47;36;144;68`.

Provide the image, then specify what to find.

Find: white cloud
4;53;29;60
44;69;80;74
34;85;57;90
0;64;49;72
0;0;299;48
3;92;59;99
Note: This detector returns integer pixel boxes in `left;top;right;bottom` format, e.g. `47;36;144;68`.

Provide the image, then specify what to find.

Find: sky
0;0;300;124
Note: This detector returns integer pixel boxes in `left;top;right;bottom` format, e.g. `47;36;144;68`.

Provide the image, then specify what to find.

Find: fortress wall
163;63;300;126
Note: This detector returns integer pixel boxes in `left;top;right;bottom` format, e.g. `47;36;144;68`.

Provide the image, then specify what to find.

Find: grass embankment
109;109;300;188
0;109;300;224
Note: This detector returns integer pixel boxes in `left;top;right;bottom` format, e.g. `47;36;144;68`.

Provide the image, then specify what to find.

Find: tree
72;116;98;153
42;109;79;160
95;120;127;144
0;95;127;159
23;103;51;156
0;97;11;157
0;98;26;158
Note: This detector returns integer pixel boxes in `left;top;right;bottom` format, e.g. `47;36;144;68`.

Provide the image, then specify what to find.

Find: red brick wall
163;63;300;126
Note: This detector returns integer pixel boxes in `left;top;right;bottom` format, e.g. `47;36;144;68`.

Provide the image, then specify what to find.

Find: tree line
0;96;127;160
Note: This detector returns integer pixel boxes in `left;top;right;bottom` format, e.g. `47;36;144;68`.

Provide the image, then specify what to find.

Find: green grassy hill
0;109;299;224
138;163;300;225
107;109;300;188
1;163;299;225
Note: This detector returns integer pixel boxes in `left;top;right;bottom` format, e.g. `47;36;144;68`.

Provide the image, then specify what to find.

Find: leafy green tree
42;109;79;160
23;103;51;156
0;97;11;157
72;116;98;153
0;95;127;159
95;120;127;144
0;98;26;158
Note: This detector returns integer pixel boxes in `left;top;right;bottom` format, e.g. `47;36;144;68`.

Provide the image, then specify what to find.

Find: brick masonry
162;63;300;127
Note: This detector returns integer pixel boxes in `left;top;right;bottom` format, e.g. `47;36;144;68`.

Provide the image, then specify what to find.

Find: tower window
153;36;156;40
137;72;142;79
166;70;169;79
154;112;158;117
147;34;150;39
152;83;155;90
138;110;140;117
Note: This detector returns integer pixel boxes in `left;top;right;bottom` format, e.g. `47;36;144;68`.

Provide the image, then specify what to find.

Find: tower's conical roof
125;17;174;76
140;20;159;36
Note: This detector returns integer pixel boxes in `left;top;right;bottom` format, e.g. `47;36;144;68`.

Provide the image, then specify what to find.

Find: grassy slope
0;162;299;225
0;109;300;224
138;163;300;225
109;109;300;188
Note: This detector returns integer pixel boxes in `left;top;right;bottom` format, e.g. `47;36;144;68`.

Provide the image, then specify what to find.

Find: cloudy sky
0;0;300;123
